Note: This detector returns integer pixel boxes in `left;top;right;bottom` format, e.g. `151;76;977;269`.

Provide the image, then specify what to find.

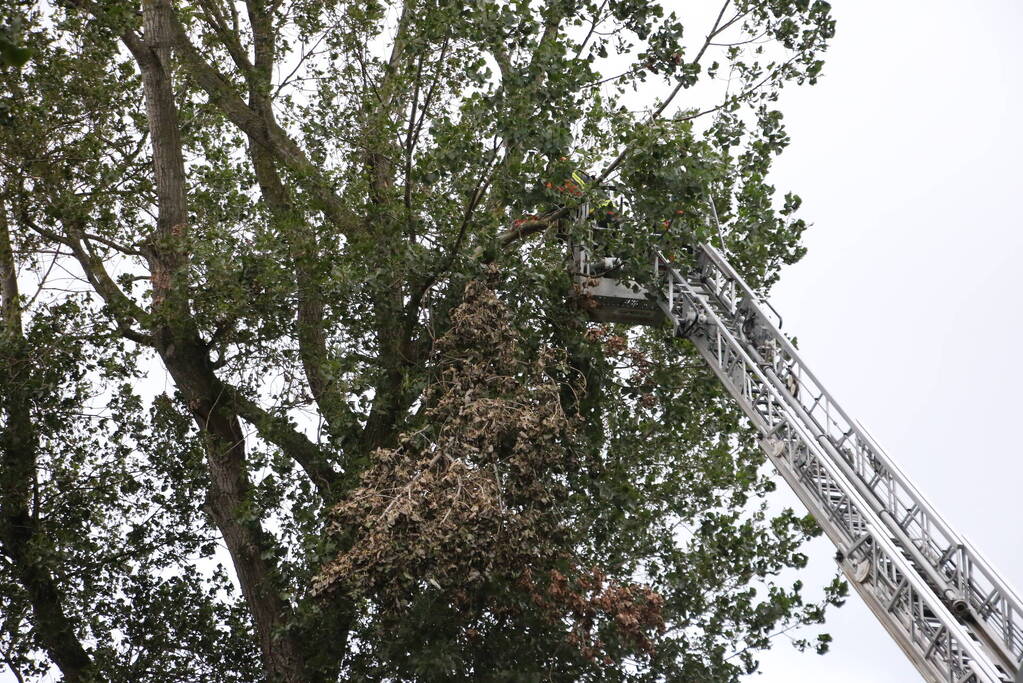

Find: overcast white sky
751;0;1023;680
5;2;1021;681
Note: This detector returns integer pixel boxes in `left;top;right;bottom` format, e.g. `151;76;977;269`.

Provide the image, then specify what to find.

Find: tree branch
573;0;610;60
19;210;153;345
0;200;95;681
243;0;356;441
163;14;360;234
194;0;257;79
123;3;310;677
225;386;339;498
594;0;736;188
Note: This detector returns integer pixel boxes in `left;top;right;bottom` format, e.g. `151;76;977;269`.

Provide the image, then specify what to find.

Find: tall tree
0;0;843;680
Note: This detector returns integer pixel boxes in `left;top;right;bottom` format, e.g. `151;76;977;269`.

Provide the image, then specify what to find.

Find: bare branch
225;386;339;498
593;1;737;188
574;0;611;60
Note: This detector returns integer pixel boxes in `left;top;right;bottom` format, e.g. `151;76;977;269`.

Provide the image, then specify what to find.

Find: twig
573;0;611;60
594;0;737;188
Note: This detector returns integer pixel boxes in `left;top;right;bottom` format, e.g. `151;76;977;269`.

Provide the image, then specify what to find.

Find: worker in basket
542;166;621;228
554;168;623;278
571;168;621;230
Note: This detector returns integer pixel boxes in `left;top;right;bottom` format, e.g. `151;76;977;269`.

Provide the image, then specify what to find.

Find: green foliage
0;0;843;681
0;13;32;69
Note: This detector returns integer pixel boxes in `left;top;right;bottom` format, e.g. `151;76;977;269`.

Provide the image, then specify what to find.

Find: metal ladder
578;243;1023;682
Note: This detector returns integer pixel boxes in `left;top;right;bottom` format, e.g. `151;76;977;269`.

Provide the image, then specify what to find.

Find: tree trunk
125;2;311;678
0;202;94;681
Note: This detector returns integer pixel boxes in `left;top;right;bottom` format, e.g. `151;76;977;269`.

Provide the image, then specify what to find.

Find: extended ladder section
573;244;1023;683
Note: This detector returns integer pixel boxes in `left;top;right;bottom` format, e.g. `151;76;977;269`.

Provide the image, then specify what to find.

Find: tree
0;0;842;680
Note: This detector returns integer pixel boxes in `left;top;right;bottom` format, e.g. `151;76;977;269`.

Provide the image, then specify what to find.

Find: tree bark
241;0;353;442
125;2;310;679
0;202;95;681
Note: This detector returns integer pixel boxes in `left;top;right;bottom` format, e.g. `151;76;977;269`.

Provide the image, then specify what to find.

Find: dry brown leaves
523;566;666;661
313;270;664;663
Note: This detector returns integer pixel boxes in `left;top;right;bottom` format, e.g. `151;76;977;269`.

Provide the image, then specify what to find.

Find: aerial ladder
571;237;1023;683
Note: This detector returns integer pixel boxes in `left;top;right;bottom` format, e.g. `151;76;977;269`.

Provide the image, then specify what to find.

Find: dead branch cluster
314;271;663;660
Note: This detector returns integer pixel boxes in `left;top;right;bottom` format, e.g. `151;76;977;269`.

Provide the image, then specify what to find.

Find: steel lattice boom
572;243;1023;683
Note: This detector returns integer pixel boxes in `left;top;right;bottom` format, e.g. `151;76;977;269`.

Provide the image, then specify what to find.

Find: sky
4;2;1022;681
749;0;1023;680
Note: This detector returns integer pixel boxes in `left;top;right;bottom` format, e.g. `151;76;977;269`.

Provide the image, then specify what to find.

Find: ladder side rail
693;243;1023;667
692;251;974;610
855;425;1023;666
697;243;1023;669
653;262;1006;682
697;243;959;561
696;243;959;551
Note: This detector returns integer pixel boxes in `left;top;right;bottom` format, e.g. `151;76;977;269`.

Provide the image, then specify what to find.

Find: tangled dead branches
314;270;664;663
